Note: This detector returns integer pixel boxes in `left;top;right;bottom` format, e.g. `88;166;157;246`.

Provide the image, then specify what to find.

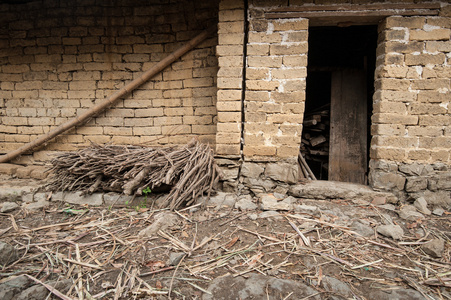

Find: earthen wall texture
0;0;218;162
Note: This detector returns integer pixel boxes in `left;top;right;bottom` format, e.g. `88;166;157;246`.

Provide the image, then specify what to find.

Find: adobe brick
271;91;305;103
384;16;425;29
95;117;124;126
125;118;153;127
371;124;405;136
216;122;241;133
217;90;242;101
247;44;270;56
246;80;279;91
373;90;417;102
218;56;243;68
411;79;450;90
162;89;191;98
247;56;282;68
375;78;410;90
383;41;424;54
373;102;407;114
406;149;430;161
183;115;213;125
192;87;217;97
405;53;446;66
216;143;241;156
431;150;450;162
153;116;182;126
248;32;282;44
284;31;308;43
244;91;270;103
133;127;161;135
218;21;244;34
419;115;451;126
410;103;447;115
13;90;39;98
426;17;451;28
164;107;193;116
370;147;406;161
378;66;408;78
218;33;244;45
410;29;451;41
216;45;244;56
192;125;216;134
372;113;418;125
67;90;95;98
373;136;418;148
219;0;244;10
217;67;242;78
282;103;305;114
217;77;242;89
243;146;276;156
219;10;244;22
76;127;104;135
218;111;241;122
217;101;241;111
277;146;302;158
270;43;308;55
376;53;404;65
216;132;241;144
407;126;443;137
184;77;214;88
161;125;191;135
425;41;451;52
419;137;451;149
417;91;449;103
272;19;308;31
271;68;307;79
245;112;266;122
267;114;303;124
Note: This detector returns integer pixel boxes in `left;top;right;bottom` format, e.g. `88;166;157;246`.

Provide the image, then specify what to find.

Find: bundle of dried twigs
46;139;220;209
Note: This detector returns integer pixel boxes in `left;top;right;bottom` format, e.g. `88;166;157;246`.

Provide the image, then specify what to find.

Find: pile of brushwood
46;139;220;209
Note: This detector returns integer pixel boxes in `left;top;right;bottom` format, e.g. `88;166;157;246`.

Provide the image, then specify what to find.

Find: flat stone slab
203;274;320;300
289;180;398;203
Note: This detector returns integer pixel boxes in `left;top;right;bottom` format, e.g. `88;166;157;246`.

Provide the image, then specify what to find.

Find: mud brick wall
369;12;451;206
215;0;245;158
0;0;218;163
243;3;307;160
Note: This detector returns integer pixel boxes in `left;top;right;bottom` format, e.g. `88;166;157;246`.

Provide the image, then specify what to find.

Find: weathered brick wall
369;11;451;206
215;0;245;158
0;0;218;163
244;4;308;159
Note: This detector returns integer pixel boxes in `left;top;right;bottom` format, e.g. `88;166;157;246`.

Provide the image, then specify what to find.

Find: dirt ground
0;176;450;300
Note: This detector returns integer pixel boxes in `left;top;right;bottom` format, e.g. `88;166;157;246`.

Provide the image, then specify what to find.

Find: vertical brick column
215;0;245;157
370;14;451;197
243;17;308;159
371;16;451;164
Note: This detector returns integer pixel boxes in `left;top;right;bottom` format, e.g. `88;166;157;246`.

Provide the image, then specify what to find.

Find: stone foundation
369;159;451;208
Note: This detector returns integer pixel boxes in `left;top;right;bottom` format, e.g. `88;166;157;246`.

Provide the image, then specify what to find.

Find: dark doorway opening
302;25;377;184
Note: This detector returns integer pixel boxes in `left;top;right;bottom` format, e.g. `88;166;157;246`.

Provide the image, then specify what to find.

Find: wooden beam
268;2;441;13
265;2;440;20
266;9;439;19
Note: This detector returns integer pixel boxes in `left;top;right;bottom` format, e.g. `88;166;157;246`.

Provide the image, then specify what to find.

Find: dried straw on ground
46;139;220;209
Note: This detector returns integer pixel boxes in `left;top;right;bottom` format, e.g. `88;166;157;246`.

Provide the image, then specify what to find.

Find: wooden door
329;69;367;184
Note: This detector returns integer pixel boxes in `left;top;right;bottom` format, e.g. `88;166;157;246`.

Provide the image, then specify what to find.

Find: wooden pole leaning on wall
0;25;217;164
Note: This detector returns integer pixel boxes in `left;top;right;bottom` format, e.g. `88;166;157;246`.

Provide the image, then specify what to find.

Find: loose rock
260;194;293;211
351;220;374;237
138;211;178;238
321;276;354;299
235;195;257;211
413;197;431;215
432;207;445;216
0;241;18;265
398;205;425;221
0;275;31;300
1;202;19;213
376;224;404;240
203;274;320;300
421;238;445;258
16;279;72;300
